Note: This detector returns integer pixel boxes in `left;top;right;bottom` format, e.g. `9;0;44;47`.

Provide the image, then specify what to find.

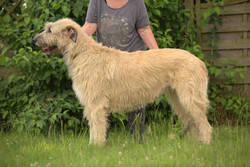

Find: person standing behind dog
82;0;158;142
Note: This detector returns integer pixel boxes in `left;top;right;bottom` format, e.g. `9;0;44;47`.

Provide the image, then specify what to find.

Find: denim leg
105;113;112;139
127;108;145;143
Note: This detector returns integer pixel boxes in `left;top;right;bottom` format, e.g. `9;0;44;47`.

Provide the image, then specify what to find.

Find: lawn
0;124;249;167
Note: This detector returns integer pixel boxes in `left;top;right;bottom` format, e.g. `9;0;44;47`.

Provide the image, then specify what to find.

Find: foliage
0;0;248;134
0;0;90;133
199;0;248;124
0;47;84;134
145;0;196;49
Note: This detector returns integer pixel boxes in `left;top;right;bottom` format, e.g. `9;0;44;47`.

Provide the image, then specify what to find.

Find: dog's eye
47;28;52;33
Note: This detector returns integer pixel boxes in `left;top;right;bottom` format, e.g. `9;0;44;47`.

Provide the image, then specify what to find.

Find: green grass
0;124;249;167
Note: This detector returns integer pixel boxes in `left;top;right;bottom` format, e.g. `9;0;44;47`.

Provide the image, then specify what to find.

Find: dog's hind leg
179;119;191;139
175;84;212;144
166;88;193;139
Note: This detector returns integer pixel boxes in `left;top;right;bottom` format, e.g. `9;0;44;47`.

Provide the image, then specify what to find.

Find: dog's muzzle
33;36;57;54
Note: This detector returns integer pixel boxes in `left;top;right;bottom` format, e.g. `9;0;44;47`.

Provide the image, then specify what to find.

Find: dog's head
33;18;78;55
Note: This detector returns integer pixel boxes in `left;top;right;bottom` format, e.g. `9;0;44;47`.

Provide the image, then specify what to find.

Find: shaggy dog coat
33;18;212;145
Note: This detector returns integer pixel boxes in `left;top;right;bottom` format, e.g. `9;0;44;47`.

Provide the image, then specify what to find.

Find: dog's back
103;48;208;113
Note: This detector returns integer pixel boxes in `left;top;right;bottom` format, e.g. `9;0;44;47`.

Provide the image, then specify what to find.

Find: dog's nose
33;37;37;43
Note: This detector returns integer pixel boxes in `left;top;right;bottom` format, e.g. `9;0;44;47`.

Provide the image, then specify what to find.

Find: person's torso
95;0;146;52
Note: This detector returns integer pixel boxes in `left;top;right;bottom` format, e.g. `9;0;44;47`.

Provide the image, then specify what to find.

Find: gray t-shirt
86;0;150;52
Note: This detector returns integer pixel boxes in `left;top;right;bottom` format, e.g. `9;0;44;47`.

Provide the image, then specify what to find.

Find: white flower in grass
31;162;38;167
119;151;122;156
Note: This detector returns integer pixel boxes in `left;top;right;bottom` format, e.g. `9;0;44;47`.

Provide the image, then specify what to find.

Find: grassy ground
0;123;249;167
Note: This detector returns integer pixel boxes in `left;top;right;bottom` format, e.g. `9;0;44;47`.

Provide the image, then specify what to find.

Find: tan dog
33;18;212;145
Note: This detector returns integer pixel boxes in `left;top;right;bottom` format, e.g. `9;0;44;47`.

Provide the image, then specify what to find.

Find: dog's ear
65;26;77;42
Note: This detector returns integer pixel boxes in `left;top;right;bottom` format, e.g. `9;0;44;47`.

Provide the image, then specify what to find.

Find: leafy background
0;0;248;134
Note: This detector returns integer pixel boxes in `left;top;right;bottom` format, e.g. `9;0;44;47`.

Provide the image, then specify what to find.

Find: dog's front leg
87;107;109;146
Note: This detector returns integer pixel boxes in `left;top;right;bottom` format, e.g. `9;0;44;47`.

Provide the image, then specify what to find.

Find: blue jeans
106;108;145;143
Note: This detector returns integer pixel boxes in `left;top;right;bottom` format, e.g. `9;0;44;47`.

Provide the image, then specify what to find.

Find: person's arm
138;25;158;49
81;21;97;36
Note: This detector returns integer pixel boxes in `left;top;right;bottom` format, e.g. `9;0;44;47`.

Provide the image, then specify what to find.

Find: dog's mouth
41;46;57;53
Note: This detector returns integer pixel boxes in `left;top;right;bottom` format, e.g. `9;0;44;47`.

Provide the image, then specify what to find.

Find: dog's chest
71;73;106;106
72;80;88;105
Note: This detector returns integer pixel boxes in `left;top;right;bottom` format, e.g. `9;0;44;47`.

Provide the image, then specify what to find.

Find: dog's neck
62;28;120;70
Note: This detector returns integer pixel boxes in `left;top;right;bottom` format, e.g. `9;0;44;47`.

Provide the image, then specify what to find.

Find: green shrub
0;47;84;134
